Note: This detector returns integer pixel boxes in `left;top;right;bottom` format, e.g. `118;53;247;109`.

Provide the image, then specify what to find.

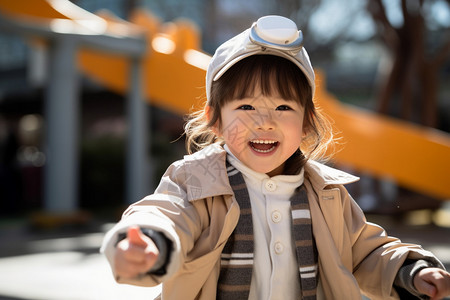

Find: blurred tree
270;0;322;35
123;0;141;19
367;0;450;128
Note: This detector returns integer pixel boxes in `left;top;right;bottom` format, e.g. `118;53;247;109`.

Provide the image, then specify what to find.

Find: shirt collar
224;144;304;195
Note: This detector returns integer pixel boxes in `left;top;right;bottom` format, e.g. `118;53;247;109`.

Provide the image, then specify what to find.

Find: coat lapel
304;161;362;299
183;144;234;202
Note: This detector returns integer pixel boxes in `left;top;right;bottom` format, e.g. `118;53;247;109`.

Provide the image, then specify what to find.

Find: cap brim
213;50;260;82
212;49;315;92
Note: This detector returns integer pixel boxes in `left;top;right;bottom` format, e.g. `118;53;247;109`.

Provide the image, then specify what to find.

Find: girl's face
215;85;305;176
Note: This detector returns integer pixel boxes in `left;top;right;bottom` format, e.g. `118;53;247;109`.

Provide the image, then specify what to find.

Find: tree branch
367;0;394;31
433;38;450;67
368;0;401;49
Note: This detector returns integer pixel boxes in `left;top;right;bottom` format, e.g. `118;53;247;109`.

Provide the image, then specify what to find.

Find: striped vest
217;161;318;300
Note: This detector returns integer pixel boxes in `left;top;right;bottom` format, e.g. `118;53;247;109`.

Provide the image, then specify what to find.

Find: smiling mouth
249;140;279;153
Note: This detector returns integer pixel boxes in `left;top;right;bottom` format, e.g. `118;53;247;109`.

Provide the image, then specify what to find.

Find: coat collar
305;160;359;190
183;144;234;202
183;144;359;202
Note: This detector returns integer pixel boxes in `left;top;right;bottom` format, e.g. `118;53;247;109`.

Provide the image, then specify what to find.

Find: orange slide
1;0;449;200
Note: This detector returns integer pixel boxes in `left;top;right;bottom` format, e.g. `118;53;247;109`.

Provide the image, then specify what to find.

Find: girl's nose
254;110;276;130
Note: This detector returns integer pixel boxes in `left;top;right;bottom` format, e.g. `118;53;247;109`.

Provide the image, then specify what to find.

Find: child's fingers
126;226;160;266
120;242;152;263
113;227;160;279
414;268;450;300
429;270;450;300
115;241;158;278
114;254;151;278
415;278;437;298
127;226;150;248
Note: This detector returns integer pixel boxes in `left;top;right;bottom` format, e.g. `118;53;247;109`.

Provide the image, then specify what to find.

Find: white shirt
225;145;303;300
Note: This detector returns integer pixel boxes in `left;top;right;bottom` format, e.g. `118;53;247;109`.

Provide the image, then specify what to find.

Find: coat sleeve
341;186;445;300
100;159;205;287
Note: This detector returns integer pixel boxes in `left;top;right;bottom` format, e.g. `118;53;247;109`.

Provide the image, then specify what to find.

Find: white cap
206;15;315;103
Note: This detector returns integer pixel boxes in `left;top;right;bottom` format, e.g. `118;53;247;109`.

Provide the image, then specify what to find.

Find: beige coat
101;144;443;299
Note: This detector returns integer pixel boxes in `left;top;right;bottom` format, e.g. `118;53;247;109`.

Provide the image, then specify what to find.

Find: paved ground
0;218;161;300
0;209;449;300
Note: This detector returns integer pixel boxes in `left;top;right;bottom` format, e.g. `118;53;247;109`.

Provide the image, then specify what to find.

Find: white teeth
251;140;277;144
249;140;278;153
252;146;276;153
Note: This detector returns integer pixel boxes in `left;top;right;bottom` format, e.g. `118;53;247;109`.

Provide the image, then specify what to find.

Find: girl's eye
237;104;254;110
276;105;293;111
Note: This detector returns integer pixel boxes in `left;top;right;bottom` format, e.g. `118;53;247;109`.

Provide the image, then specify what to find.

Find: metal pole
126;56;150;204
44;36;79;213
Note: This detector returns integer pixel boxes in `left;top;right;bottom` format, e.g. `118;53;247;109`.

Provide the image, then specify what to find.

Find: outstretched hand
414;268;450;300
114;226;159;279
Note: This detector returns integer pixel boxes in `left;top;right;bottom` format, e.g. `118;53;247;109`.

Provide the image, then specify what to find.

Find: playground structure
0;0;449;217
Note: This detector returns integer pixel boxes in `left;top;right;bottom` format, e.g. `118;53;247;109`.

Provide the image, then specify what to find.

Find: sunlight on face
217;87;305;177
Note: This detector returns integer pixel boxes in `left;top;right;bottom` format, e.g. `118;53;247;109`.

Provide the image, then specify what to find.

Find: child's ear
205;105;212;122
205;105;220;135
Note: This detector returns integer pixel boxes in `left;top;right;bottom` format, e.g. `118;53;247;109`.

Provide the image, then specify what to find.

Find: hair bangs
215;55;311;107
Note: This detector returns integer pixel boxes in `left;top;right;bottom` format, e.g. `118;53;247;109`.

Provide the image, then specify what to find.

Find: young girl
101;15;450;299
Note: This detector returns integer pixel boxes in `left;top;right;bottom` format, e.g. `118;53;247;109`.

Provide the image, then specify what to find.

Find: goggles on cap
249;15;304;54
